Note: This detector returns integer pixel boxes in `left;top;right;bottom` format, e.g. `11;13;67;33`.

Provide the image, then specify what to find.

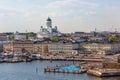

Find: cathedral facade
37;17;60;39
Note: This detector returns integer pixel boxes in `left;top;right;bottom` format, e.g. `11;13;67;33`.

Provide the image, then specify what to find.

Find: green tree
108;35;118;42
26;33;36;40
27;33;33;37
8;35;14;40
51;37;59;42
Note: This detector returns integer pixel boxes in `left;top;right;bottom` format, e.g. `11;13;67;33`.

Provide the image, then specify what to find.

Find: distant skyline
0;0;120;33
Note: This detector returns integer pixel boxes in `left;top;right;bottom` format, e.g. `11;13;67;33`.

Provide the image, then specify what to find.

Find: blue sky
0;0;120;33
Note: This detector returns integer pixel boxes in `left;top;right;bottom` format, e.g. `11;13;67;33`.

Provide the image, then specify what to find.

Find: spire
47;17;52;21
46;17;52;27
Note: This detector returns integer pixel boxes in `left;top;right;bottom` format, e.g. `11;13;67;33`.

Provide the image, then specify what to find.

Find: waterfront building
3;42;13;53
3;41;34;54
48;43;79;54
82;43;120;54
34;42;49;54
37;17;61;39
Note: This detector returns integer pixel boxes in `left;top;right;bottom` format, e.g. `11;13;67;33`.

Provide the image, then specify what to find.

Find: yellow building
82;43;120;54
34;42;49;54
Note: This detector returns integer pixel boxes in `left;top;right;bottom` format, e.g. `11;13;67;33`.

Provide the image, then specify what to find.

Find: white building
37;17;61;39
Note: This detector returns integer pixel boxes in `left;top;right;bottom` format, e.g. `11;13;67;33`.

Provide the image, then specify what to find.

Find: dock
87;69;120;77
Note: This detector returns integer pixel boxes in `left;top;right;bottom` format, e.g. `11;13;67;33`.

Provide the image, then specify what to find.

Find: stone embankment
87;69;120;77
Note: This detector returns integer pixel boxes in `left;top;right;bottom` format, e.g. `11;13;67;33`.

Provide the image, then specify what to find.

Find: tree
50;37;59;42
108;35;118;42
26;33;36;40
8;35;14;40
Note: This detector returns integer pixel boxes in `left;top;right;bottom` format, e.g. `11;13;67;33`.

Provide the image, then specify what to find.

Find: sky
0;0;120;33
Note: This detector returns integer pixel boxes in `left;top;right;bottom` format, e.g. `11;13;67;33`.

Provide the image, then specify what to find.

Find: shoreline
0;58;104;63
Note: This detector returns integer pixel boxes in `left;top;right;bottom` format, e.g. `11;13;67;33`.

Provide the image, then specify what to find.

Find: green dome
47;17;52;21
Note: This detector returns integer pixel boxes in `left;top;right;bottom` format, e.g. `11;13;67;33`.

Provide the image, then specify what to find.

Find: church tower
46;17;52;27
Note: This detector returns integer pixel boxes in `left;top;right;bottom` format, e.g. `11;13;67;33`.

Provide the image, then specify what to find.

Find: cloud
105;5;119;10
86;11;97;16
16;0;24;2
0;5;25;17
0;5;18;12
0;5;39;18
46;11;71;17
4;0;24;2
0;0;98;18
46;0;98;17
47;0;98;9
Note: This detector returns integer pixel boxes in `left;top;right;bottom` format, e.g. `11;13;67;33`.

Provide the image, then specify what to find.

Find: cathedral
37;17;60;39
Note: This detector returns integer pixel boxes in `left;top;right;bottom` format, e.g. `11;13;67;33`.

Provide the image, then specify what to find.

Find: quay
87;62;120;77
0;57;33;63
87;69;120;77
41;58;104;62
0;57;104;63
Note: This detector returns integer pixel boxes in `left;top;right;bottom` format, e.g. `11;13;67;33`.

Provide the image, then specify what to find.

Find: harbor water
0;61;120;80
